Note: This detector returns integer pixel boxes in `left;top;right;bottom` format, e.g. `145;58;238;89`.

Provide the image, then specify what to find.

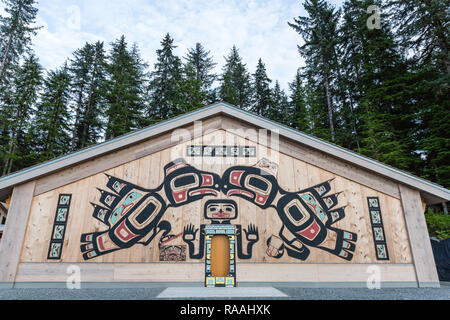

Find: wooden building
0;102;448;288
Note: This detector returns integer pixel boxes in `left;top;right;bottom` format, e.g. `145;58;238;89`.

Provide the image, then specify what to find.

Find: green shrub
425;209;450;240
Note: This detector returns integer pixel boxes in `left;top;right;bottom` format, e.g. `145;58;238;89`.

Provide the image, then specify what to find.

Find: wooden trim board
0;181;36;287
399;184;440;287
15;262;417;285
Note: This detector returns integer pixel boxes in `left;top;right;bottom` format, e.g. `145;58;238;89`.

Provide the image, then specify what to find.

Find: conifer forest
0;0;448;196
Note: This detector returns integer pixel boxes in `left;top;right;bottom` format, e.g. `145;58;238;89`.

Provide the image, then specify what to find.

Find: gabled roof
0;102;449;203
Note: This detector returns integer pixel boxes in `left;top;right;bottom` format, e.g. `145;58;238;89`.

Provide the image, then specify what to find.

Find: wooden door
210;235;230;277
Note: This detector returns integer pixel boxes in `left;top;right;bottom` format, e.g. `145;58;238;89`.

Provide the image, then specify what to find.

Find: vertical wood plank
0;181;36;286
338;180;371;263
385;195;412;263
399;184;439;287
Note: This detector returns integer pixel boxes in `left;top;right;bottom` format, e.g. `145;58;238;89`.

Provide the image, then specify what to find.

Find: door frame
204;224;236;287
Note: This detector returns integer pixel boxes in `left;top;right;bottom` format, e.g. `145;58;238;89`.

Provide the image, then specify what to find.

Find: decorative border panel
205;224;236;287
47;194;72;260
367;197;389;260
187;145;256;157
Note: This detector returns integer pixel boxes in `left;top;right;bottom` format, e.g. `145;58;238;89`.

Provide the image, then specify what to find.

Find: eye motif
124;191;142;205
302;193;325;221
301;194;316;205
110;192;143;225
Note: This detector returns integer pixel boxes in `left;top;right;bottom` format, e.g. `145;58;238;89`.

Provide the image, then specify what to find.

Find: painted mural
79;157;357;261
183;199;259;260
48;194;72;260
367;197;389;260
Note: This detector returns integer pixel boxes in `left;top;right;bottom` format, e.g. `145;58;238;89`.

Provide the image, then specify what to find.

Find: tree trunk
2;108;23;176
323;76;335;142
81;63;99;147
0;34;13;83
6;144;14;174
0;1;24;83
70;89;84;151
2;137;14;176
426;0;450;74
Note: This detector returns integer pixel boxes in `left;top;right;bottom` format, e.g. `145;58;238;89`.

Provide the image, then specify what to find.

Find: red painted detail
120;202;134;218
97;235;105;252
115;220;138;242
189;189;218;196
297;220;321;241
227;189;254;199
339;250;348;258
201;174;214;186
255;194;269;205
212;212;230;218
165;162;188;175
159;232;183;246
230;170;244;186
305;201;318;214
173;190;188;203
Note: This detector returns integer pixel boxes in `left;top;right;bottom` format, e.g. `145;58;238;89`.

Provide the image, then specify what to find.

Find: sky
1;0;345;91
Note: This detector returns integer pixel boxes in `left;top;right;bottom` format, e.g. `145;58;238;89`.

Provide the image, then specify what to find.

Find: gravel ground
0;284;449;300
275;286;450;300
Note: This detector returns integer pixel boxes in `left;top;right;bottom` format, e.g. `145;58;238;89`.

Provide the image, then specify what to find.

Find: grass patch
425;209;450;240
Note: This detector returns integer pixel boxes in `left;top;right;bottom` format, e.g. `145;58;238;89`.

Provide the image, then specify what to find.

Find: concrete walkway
0;284;449;300
157;287;288;299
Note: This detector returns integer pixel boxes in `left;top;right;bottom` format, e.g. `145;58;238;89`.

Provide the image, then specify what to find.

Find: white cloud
21;0;345;91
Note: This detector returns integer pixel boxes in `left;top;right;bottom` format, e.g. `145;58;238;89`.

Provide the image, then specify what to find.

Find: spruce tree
184;42;217;104
289;69;311;133
250;58;272;116
411;67;450;188
69;41;107;150
0;0;40;84
177;63;205;112
339;0;419;171
387;0;450;74
304;83;331;140
1;53;41;175
0;0;40;172
386;0;449;186
219;46;252;110
420;101;450;188
105;36;147;139
269;80;291;126
147;33;183;121
31;64;72;162
289;0;342;142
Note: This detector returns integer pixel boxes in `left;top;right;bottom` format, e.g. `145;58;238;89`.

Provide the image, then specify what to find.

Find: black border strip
367;197;389;260
47;194;72;260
